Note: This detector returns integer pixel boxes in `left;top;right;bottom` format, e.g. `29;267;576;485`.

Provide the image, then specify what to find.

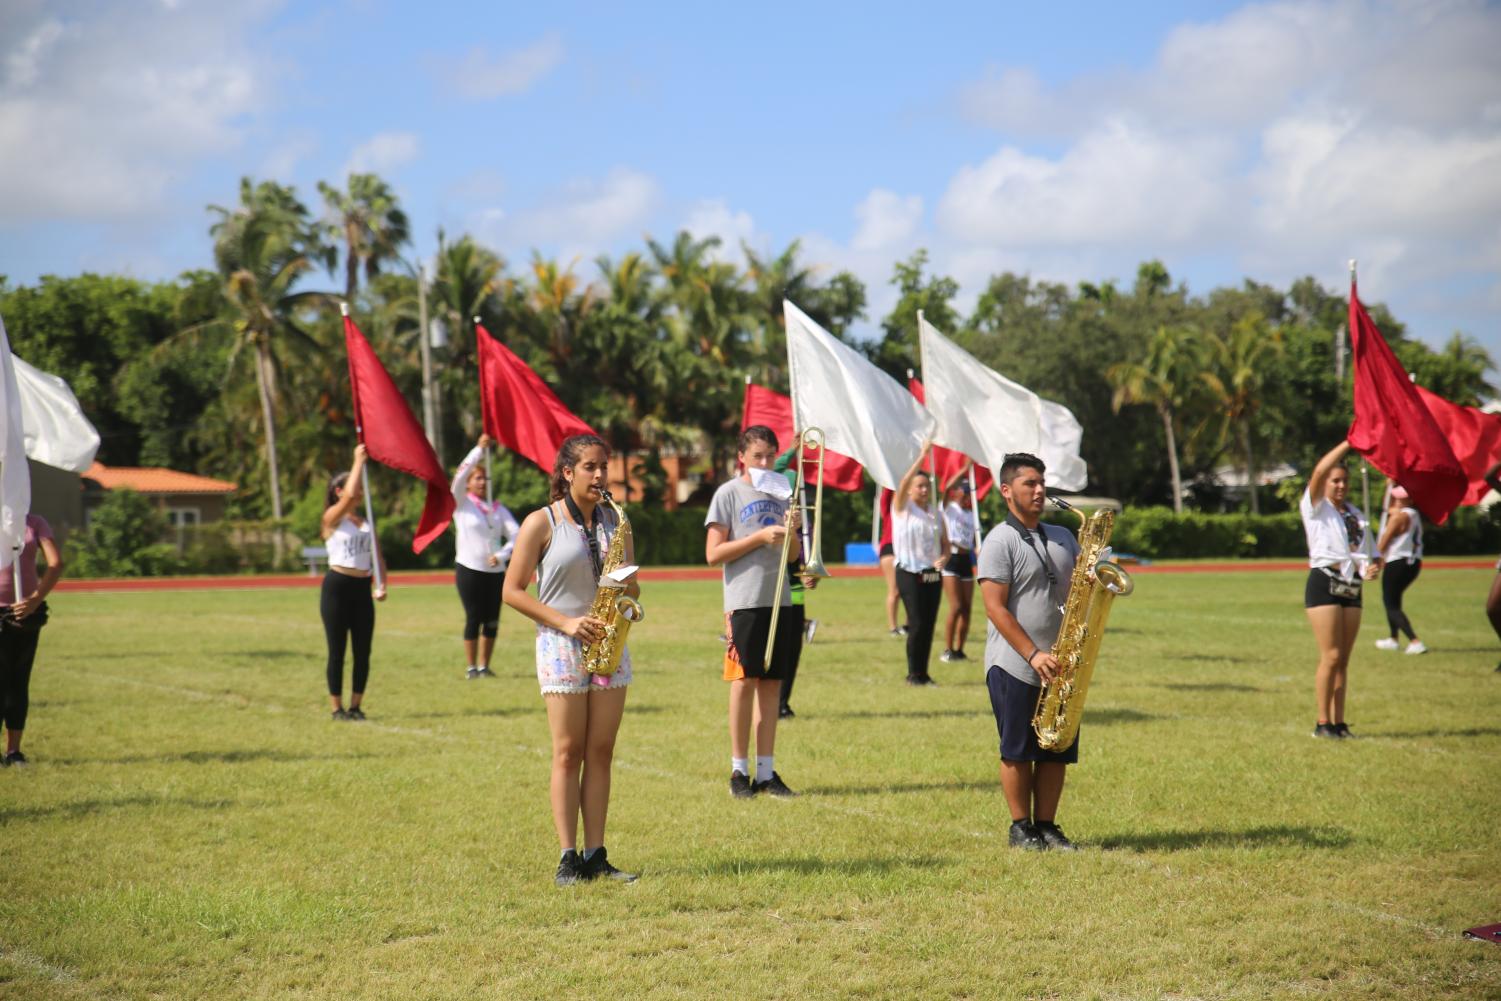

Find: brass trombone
766;427;832;664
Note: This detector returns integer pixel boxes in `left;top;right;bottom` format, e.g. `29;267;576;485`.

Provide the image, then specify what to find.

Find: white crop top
326;516;374;572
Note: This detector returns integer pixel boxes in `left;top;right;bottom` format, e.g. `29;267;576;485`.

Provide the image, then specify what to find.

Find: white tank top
893;505;942;572
1383;505;1423;562
326;516;373;572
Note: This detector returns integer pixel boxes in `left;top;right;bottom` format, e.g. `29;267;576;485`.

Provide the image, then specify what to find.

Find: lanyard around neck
563;494;603;579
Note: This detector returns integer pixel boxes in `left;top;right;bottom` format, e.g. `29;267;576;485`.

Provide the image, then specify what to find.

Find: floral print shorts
536;625;632;695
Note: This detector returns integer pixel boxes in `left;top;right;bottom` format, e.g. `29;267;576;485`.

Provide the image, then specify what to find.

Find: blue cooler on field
844;542;878;566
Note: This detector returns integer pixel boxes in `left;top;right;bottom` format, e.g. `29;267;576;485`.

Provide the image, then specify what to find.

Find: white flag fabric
13;354;100;473
0;314;32;569
918;314;1087;492
784;300;934;490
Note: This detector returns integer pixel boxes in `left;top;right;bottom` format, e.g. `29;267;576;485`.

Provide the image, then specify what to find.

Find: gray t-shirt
978;516;1080;686
705;477;792;611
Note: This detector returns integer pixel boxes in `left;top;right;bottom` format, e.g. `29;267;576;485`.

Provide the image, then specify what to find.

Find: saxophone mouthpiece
1049;496;1075;512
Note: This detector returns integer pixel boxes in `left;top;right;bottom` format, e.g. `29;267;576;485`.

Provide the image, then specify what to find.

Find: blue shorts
986;664;1078;764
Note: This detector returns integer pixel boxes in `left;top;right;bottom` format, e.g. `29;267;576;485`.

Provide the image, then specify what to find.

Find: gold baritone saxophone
1031;498;1135;751
581;490;644;676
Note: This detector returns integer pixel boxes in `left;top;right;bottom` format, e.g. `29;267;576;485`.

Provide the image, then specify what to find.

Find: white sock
732;757;748;776
755;755;774;782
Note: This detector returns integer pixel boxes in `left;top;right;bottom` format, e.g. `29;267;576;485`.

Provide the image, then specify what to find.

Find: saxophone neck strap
562;494;605;580
1005;513;1061;600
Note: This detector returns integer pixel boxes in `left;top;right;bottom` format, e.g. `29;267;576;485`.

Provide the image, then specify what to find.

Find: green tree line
1;172;1494;561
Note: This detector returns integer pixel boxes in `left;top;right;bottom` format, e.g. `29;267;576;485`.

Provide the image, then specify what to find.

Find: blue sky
2;0;1498;357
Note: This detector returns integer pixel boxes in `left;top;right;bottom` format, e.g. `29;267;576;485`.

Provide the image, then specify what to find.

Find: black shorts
942;551;974;580
1304;568;1362;609
986;665;1078;764
879;542;894;558
725;605;804;681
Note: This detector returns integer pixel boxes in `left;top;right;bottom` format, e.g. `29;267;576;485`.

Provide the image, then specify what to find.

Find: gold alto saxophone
580;490;644;676
1031;497;1134;751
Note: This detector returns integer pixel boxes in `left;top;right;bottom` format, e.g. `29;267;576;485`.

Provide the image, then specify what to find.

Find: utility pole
417;263;437;454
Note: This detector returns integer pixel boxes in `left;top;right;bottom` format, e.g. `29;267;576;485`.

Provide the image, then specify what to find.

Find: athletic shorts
879;542;894;558
986;665;1078;764
536;625;632;695
1304;568;1362;609
941;551;974;580
723;606;804;681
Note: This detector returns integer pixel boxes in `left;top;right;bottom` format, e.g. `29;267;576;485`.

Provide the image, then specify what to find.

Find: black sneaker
4;750;26;767
347;706;367;722
752;772;797;798
1035;821;1078;851
465;667;480;680
730;771;755;799
476;667;495;679
1009;820;1046;851
1333;722;1353;739
938;649;956;663
778;705;795;719
331;708;350;721
906;674;924;686
555;849;585;887
582;847;638;883
1312;722;1338;738
950;650;969;662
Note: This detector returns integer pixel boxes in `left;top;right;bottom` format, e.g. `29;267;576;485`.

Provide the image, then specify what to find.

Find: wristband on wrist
1026;647;1040;665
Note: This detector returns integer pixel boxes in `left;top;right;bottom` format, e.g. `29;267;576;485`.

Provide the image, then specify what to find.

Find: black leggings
0;616;44;731
1382;558;1422;640
321;572;374;696
895;568;942;681
455;564;503;641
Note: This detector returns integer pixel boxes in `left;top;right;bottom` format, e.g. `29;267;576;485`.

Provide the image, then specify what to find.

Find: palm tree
1107;325;1201;514
204;178;331;559
1199;313;1283;514
317;174;411;303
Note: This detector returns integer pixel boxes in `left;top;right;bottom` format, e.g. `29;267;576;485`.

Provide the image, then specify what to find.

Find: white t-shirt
1382;504;1423;562
893;504;942;572
1299;489;1367;579
451;446;519;573
944;501;977;553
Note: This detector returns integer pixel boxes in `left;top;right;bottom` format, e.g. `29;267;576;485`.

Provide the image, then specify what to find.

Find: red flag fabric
343;314;455;553
1414;385;1501;506
1346;280;1466;524
740;382;864;491
475;322;595;473
907;377;994;499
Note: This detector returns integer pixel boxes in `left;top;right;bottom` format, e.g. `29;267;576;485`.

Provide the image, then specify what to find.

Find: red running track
51;559;1496;593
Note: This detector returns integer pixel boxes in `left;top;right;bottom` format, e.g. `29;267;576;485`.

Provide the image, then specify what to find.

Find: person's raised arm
452;433;491;502
892;444;932;515
322;444;368;538
1306;441;1352;506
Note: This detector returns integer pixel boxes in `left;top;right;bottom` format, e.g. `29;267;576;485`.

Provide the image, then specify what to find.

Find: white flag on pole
784;300;934;490
12;354;100;473
917;314;1087;492
0;315;33;572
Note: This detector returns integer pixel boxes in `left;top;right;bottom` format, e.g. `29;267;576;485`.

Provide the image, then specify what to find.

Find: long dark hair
326;472;351;509
550;434;611;500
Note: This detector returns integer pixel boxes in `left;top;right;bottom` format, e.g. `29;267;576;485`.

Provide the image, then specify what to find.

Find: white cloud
342;132;421;178
944;0;1501;345
0;3;274;222
851;190;923;252
440;34;563;100
471;167;661;260
683;198;763;265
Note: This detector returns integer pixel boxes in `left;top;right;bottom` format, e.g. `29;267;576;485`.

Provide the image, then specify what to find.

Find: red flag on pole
475;322;595;473
1414;385;1501;506
741;381;864;491
343;313;455;553
907;376;994;499
1346;277;1466;524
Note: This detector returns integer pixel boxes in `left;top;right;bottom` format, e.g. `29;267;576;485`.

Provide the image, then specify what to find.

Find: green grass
3;568;1499;999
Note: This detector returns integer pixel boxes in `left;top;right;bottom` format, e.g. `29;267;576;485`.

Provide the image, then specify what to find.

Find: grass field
3;566;1500;999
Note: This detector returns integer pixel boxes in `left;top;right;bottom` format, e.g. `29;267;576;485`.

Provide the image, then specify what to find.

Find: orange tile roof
84;462;237;495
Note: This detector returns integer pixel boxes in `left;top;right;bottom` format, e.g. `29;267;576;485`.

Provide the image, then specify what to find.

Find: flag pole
968;463;983;550
474;316;493;506
342;302;385;595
